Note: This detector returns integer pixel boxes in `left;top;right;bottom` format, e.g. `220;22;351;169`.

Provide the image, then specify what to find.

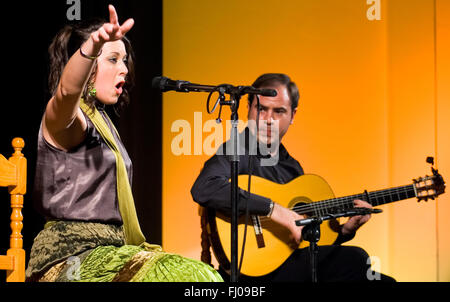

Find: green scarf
80;99;146;246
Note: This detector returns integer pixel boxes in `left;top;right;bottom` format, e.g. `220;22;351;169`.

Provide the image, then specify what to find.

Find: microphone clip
174;80;191;92
295;208;382;227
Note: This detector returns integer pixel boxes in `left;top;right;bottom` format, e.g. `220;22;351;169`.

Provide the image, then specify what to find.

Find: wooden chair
0;138;26;282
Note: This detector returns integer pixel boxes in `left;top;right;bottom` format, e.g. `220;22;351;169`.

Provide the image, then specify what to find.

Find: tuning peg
415;176;423;183
426;156;441;175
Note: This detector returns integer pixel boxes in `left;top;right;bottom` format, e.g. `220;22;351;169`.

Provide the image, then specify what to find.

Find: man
191;73;394;282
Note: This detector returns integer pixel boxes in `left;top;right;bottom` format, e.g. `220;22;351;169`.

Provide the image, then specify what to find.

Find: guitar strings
310;185;414;214
293;185;415;214
257;185;415;223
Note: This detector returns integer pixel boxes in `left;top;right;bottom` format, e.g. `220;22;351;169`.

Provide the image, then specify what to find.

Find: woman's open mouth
115;81;125;95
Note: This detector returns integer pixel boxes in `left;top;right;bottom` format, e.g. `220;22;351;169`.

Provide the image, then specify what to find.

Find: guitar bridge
255;233;265;248
251;215;265;248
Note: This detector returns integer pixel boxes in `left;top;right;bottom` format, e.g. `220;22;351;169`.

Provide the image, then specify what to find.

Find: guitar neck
364;184;416;206
296;184;417;215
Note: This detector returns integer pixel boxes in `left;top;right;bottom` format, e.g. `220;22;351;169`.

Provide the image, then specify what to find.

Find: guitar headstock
413;157;446;202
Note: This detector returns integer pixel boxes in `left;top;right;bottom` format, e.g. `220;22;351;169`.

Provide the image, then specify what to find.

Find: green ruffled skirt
25;221;223;282
54;244;222;282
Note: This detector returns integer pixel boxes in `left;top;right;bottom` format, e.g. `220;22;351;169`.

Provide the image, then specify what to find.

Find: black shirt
191;128;304;216
191;127;354;245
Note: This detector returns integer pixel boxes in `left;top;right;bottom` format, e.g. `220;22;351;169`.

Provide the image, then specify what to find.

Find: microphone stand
213;85;257;282
295;208;381;283
221;86;248;282
205;84;268;282
229;91;240;283
153;76;277;283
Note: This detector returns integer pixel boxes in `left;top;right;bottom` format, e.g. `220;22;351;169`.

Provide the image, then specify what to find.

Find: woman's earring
88;82;97;98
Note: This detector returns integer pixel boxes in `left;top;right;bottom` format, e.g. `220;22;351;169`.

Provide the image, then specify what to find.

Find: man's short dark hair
248;73;300;111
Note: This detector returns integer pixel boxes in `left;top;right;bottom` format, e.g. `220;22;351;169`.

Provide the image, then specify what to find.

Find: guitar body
205;174;340;277
203;161;445;277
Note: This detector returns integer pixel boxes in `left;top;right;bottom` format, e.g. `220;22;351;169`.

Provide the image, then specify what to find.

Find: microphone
152;76;277;97
152;76;195;92
295;208;382;226
241;86;277;97
346;208;383;215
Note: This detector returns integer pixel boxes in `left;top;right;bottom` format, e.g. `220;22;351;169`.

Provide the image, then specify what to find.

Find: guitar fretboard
293;184;416;216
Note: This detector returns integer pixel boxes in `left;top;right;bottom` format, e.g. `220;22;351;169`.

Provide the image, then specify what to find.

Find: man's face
247;84;297;145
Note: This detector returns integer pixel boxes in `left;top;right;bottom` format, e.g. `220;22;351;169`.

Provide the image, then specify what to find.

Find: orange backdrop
162;0;450;281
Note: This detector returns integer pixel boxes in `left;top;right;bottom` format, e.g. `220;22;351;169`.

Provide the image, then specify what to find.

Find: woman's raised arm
43;5;134;151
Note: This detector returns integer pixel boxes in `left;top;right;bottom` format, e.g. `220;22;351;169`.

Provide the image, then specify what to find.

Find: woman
26;5;223;282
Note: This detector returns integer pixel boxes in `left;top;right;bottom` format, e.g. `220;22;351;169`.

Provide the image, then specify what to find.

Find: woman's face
93;40;128;105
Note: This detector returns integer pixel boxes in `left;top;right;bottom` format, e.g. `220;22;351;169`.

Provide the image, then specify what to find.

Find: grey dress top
33;106;132;225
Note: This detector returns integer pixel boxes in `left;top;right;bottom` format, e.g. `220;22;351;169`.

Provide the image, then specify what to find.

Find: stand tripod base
301;220;321;282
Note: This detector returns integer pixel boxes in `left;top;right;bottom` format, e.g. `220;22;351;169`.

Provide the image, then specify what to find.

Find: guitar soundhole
290;197;341;234
289;196;314;217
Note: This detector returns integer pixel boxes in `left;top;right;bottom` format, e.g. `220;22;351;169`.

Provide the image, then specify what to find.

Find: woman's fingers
109;4;119;26
98;27;110;42
91;31;100;43
120;18;135;35
92;5;134;44
103;23;114;35
108;4;134;35
107;5;134;40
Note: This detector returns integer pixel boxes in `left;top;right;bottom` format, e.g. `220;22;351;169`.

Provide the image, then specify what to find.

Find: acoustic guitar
203;161;445;277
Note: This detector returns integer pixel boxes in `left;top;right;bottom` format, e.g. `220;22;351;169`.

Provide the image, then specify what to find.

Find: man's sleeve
191;155;272;216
